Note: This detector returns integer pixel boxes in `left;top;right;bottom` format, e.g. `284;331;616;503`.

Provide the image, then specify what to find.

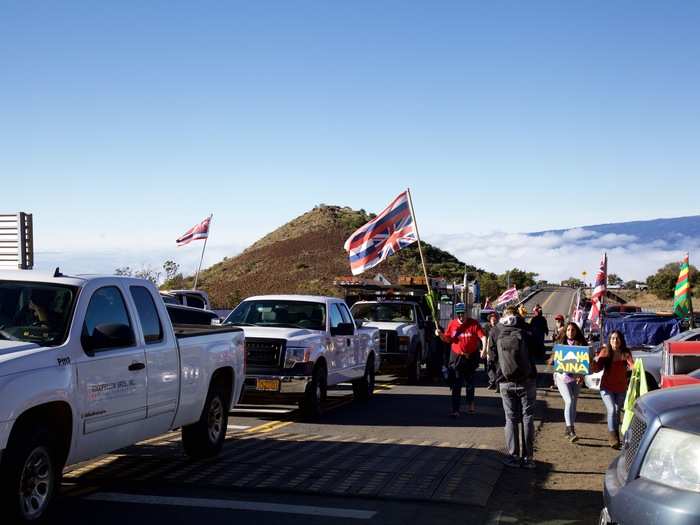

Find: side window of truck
330;304;344;328
82;286;135;353
339;304;354;328
130;286;164;344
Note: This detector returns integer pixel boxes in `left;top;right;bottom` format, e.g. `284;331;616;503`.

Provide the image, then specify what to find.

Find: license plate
256;379;280;392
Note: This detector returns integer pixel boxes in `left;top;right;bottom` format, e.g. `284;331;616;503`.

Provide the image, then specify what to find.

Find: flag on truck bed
176;216;211;246
344;191;417;275
674;253;691;318
588;253;607;327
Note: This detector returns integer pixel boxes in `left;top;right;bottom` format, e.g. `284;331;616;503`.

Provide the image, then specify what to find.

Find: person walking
553;314;566;341
529;305;549;360
484;311;500;390
550;322;588;442
436;303;486;417
593;330;634;449
495;306;538;469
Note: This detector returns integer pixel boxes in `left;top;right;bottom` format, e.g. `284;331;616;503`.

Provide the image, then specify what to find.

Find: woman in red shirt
593;330;634;449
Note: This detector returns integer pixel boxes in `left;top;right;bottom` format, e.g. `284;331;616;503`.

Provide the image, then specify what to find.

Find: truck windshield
0;281;78;347
224;300;326;331
352;303;415;323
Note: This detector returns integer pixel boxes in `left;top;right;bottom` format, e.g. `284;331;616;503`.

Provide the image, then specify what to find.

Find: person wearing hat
553;314;566;341
436;303;486;417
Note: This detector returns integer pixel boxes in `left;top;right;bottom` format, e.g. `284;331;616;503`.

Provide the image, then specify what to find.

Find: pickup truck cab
350;300;427;384
660;340;700;388
160;289;211;310
224;295;379;417
0;271;245;522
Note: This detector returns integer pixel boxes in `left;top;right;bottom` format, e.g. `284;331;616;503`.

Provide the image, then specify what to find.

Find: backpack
496;326;531;383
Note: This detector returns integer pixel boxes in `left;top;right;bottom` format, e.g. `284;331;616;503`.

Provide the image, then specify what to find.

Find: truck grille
379;330;399;353
623;414;647;477
245;338;285;374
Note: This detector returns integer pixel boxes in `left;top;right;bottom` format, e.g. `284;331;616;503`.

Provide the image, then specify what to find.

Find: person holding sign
593;330;634;449
549;322;588;443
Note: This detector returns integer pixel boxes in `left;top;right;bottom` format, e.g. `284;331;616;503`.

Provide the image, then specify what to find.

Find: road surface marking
227;424;251;430
540;290;557;310
86;493;377;519
233;407;292;414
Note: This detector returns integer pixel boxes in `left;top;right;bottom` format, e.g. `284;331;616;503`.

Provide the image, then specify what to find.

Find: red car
660;341;700;388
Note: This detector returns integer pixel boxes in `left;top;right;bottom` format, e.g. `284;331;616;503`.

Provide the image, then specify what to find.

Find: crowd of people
435;302;635;468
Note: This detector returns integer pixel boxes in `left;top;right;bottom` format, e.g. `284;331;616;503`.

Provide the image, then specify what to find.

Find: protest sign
552;344;591;375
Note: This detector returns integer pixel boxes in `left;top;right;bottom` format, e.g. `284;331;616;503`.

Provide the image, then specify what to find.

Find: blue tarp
604;315;681;347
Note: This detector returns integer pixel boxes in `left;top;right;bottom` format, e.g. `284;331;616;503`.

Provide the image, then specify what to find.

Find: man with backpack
494;305;538;469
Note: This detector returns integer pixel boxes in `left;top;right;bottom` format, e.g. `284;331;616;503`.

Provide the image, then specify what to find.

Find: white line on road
86;493;377;520
227;425;251;430
232;408;292;414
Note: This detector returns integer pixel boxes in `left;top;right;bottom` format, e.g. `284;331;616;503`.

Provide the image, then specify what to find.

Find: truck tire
0;426;60;523
300;365;326;420
407;346;422;385
352;356;375;402
182;383;229;459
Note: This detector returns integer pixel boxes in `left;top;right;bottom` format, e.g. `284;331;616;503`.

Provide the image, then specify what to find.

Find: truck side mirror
355;319;364;328
82;323;135;354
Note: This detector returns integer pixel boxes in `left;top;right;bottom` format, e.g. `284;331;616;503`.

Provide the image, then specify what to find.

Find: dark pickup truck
601;384;700;524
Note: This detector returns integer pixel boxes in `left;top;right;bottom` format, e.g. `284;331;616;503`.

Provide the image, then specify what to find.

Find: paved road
55;372;528;525
521;287;578;339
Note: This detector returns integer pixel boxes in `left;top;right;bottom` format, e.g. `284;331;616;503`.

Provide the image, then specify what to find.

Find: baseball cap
455;303;465;313
555;314;565;321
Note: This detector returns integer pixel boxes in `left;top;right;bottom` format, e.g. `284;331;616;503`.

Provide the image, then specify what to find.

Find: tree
163;260;180;282
561;277;585;288
646;262;699;300
608;273;623;286
499;268;538;290
114;266;132;276
133;266;161;285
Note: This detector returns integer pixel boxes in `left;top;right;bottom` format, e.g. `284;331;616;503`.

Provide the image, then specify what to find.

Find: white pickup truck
0;271;245;522
223;295;380;418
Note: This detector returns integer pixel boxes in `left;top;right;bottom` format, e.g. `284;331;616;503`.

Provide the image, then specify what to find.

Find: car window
130;286;164;344
186;295;205;309
83;286;135;352
339;304;353;325
330;304;344;329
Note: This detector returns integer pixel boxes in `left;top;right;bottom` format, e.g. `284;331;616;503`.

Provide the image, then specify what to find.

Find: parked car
0;271;245;522
601;384;700;525
605;304;642;315
160;289;211;310
224;295;380;417
632;328;700;389
350;300;427;384
661;368;700;389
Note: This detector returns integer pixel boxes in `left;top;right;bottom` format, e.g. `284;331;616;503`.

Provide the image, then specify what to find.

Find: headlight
284;347;311;368
640;428;700;492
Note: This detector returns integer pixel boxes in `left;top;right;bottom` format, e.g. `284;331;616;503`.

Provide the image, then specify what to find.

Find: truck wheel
0;427;60;523
407;347;422;385
353;357;375;402
182;383;229;459
300;365;326;419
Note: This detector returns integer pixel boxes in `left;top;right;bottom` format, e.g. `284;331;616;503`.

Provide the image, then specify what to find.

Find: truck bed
172;324;243;339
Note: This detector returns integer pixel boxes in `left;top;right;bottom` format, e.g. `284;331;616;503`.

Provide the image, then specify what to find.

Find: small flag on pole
674;253;691;318
495;286;519;306
176;216;211;246
588;253;608;327
344;191;417;275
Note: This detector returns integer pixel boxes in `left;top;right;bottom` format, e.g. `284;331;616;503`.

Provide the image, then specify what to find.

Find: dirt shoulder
486;384;619;524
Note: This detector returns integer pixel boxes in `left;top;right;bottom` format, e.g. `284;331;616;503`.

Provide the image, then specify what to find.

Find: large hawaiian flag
176;215;211;246
588;253;608;327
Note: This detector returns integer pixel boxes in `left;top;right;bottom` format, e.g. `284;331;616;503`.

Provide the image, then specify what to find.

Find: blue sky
3;2;699;280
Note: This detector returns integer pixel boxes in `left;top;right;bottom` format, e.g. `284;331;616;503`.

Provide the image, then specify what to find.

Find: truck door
74;285;148;462
129;285;180;435
339;303;362;375
329;303;352;382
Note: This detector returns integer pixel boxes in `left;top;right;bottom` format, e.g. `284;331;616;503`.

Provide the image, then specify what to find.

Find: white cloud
427;228;700;283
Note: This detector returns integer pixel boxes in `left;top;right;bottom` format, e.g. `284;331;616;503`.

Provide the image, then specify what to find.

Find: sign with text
552;344;591;375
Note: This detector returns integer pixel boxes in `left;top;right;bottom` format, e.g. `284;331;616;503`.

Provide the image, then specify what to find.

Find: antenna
53;267;63;278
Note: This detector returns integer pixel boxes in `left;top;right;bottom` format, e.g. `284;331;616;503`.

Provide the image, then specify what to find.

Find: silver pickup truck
224;295;380;418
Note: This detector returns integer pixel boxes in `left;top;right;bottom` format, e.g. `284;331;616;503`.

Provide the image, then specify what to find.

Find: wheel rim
19;446;53;520
207;396;224;443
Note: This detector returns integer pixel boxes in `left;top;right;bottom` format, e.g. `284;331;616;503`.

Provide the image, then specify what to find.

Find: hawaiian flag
176;215;211;246
483;297;492;309
673;253;691;318
588;253;608;326
495;286;519;306
344;191;417;275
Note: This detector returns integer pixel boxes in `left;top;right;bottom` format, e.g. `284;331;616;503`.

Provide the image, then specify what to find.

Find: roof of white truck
244;294;343;303
0;270;151;288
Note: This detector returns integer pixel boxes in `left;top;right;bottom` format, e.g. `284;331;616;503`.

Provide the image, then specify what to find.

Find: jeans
554;374;580;427
600;389;626;432
451;367;476;412
500;379;537;458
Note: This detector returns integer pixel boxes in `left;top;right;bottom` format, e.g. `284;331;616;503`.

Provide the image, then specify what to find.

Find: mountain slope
188;205;474;308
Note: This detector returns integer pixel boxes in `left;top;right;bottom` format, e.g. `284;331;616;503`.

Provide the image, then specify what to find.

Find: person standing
484;311;500;390
436;303;486;417
593;330;634;449
550;322;588;442
529;305;549;360
553;314;566;341
495;306;538;469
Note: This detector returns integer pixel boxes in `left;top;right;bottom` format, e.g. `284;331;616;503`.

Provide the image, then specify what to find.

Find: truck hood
0;340;43;363
240;326;324;344
361;321;413;333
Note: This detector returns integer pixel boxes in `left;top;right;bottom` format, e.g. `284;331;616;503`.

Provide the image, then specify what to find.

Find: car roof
244;295;340;303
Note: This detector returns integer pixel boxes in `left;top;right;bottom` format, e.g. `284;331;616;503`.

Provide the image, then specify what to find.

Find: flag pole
193;214;212;290
600;252;607;348
689;252;696;329
405;188;436;322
